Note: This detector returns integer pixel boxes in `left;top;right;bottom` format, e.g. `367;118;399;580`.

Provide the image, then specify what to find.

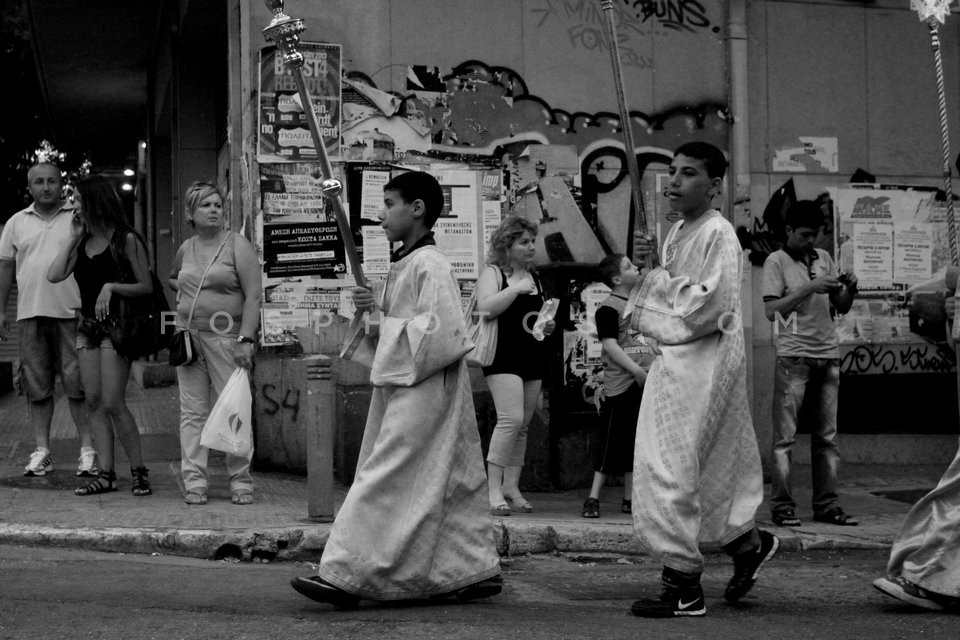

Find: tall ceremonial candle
599;0;652;269
911;0;958;265
263;0;370;359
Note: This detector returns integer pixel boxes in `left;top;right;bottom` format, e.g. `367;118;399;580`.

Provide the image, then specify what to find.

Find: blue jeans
771;356;841;516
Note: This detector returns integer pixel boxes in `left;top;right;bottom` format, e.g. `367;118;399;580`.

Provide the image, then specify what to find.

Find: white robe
630;210;763;573
886;352;960;601
319;245;501;600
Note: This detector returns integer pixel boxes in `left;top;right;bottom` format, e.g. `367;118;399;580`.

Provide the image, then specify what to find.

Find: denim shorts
76;316;114;350
16;317;84;401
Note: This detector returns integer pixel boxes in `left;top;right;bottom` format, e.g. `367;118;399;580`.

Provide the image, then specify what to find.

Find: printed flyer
258;43;342;162
833;184;952;348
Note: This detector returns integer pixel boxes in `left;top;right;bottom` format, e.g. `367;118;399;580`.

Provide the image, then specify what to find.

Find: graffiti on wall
839;342;956;375
343;60;728;160
531;0;720;62
633;0;717;33
339;59;730;261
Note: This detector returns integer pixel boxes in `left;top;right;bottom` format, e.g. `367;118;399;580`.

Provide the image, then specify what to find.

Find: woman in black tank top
475;216;556;517
47;176;154;498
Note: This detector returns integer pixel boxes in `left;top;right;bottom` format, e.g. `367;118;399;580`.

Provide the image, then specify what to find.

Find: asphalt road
0;545;956;639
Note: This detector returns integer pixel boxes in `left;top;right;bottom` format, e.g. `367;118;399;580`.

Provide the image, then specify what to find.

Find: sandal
131;466;152;497
232;491;254;505
814;507;858;526
74;470;118;496
184;488;208;505
490;504;511;517
504;495;533;513
621;498;632;514
772;509;802;526
582;497;600;518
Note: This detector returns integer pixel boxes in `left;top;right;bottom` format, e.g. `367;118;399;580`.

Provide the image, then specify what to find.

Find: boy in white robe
628;142;779;618
873;269;960;612
291;171;501;607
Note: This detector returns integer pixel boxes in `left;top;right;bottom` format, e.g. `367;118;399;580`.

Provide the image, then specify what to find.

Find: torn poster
773;136;838;173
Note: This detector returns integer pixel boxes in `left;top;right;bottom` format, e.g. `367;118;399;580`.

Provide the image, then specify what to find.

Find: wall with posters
746;1;960;453
748;0;960;211
249;3;730;347
244;0;736;484
252;0;727;121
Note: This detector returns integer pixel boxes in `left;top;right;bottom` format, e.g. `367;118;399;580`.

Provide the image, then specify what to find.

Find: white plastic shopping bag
200;367;253;457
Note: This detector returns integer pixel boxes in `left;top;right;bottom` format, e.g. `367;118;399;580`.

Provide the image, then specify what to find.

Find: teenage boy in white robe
873;266;960;612
628;142;779;618
291;170;501;608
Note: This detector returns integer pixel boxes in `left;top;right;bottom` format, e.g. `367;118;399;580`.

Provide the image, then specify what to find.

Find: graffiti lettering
898;344;956;373
633;0;712;32
281;389;301;420
840;345;897;375
259;383;301;420
566;25;653;68
841;343;956;375
261;384;280;415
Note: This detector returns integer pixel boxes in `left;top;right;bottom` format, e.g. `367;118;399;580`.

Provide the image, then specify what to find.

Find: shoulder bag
107;232;172;360
169;234;230;367
464;265;501;367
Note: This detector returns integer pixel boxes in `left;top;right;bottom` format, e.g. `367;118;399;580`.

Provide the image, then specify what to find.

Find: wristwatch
236;335;256;345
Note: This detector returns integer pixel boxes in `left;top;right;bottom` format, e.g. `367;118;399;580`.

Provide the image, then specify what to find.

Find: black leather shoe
290;576;361;609
432;574;503;603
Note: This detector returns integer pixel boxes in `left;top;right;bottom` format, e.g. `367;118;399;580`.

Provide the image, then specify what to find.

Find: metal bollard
301;354;335;521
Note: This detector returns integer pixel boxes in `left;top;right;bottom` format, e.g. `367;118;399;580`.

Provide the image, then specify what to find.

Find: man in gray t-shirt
762;200;858;528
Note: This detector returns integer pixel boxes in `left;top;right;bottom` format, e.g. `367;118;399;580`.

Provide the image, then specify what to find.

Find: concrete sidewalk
0;380;948;562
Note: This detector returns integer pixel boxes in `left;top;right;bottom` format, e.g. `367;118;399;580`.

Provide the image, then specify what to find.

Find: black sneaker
724;530;780;603
582;497;600;518
631;582;706;618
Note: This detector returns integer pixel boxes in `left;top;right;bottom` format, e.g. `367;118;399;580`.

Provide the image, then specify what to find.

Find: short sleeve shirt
762;248;839;358
0;203;81;320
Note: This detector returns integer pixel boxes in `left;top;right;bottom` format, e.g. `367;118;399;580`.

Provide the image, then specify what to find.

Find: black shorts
593;382;643;475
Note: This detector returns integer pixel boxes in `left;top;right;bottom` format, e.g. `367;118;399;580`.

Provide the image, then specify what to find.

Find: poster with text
433;169;481;279
851;222;894;289
262;221;345;278
833;184;951;347
258;43;341;162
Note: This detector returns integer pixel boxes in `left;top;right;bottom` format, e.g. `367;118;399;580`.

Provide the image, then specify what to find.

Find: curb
0;520;893;562
0;523;330;562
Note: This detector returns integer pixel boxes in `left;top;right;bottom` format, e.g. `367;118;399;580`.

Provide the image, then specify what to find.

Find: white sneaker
76;447;100;477
24;448;53;476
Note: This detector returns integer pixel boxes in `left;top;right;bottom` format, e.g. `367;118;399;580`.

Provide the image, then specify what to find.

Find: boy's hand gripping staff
599;0;653;270
263;0;375;360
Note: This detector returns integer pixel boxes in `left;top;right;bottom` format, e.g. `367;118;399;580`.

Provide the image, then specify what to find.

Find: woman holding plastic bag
168;182;261;505
47;176;154;497
476;216;556;516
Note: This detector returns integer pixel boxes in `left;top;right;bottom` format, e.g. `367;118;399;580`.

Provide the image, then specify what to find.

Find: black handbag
168;329;196;366
109;272;171;360
107;232;172;360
